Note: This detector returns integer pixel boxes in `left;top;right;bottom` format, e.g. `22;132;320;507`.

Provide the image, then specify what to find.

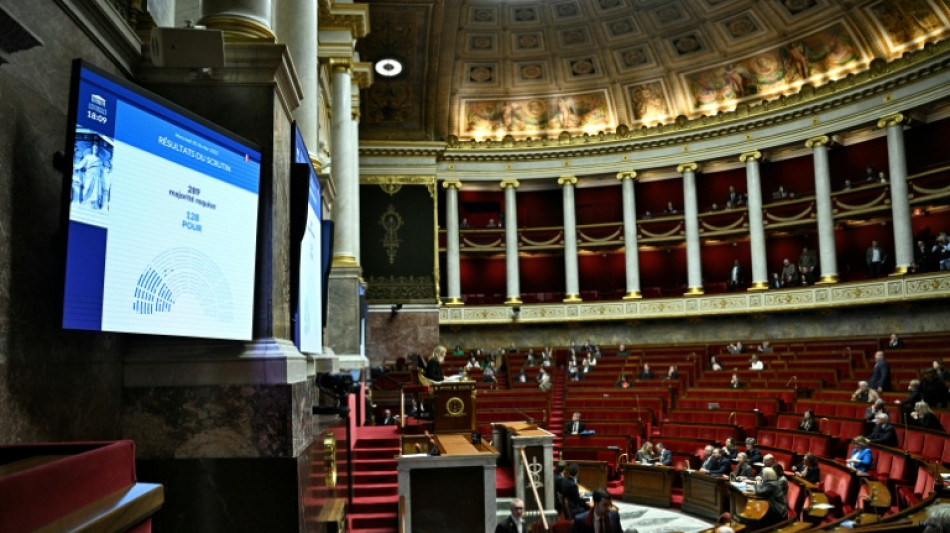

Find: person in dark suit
567;412;586;435
792;452;821;484
728;259;745;290
638;363;654;380
381;409;398;426
753;468;789;527
867;412;898;447
495;498;525;533
887;333;905;349
424;346;446;382
699;447;731;477
553;462;566;515
561;464;587;519
798;409;819;432
735;452;755;479
866;240;887;278
745;438;763;464
868;350;891;393
655;442;673;466
571;489;622;533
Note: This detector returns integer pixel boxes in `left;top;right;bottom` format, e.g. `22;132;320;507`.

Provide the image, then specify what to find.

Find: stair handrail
519;447;549;532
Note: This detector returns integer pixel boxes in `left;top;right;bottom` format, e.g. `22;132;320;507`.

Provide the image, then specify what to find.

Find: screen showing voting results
63;62;261;340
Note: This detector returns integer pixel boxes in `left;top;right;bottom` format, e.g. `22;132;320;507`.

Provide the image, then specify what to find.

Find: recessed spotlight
375;58;403;77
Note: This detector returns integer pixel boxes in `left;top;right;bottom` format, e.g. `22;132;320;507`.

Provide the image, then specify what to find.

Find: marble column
501;179;522;305
878;113;914;274
559;175;582;303
617;171;641;299
740;151;768;290
443;180;463;306
329;59;359;269
805;135;839;283
274;0;318;147
679;163;703;295
199;0;276;40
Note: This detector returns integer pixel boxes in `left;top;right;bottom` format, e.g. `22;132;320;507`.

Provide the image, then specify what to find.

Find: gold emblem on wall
322;431;337;488
446;396;466;417
379;204;403;264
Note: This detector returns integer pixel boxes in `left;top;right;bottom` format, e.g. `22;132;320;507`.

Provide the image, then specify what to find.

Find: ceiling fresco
358;0;950;142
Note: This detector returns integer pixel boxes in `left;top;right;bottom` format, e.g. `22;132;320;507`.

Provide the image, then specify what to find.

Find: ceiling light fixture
375;58;403;78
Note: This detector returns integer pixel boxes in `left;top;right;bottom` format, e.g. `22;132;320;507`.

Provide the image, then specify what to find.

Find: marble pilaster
559;175;581;303
617;171;642;299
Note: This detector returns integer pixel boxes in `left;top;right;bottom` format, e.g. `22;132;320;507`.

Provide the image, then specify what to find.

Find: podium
494;422;556;513
681;471;730;520
431;381;477;433
397;433;499;533
623;463;675;507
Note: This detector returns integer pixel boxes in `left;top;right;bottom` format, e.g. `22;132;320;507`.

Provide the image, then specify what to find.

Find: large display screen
62;60;261;340
291;123;323;354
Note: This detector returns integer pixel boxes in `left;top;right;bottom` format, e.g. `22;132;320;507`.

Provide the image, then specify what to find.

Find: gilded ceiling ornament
380;182;402;196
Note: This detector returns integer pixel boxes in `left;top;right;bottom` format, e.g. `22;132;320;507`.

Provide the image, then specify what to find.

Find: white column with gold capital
559;175;582;303
330;59;359;268
879;113;914;274
443;180;463;306
679;163;703;295
806;135;839;283
200;0;275;40
275;0;317;146
741;151;768;290
617;171;641;299
501;180;522;305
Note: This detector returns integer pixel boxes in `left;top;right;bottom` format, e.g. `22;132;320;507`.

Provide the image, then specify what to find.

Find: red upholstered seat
920;433;944;461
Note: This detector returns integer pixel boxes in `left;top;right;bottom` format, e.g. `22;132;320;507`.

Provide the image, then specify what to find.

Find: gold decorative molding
352;61;374;89
500;179;520;189
558;175;578;186
685;286;705;296
439;273;950;325
444;297;464;307
748;282;769;291
332;254;359;268
322;431;337;488
805;135;831;148
616;171;638;181
319;0;371;38
504;297;523;305
327;57;352;73
361;175;437;186
622;291;642;300
677;162;698;173
817;274;839;284
198;15;277;42
563;294;583;303
877;112;907;129
739;150;763;163
442;180;462;190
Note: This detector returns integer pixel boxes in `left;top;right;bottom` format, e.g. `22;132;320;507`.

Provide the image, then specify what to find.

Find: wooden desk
397;435;499;533
622;463;675;508
862;479;891;510
681;471;729;521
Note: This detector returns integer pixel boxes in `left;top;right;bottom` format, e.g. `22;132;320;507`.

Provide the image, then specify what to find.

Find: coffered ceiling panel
358;0;950;142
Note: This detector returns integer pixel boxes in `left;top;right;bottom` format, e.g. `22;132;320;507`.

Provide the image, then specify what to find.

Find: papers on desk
811;503;835;510
579;430;596;436
442;375;463;382
731;481;750;491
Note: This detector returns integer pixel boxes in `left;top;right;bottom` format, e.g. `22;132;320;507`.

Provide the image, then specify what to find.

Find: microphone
685;460;691;472
728;412;736;426
513;408;536;427
785;377;794;388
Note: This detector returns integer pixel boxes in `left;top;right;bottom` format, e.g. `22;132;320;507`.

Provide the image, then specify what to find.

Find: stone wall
0;2;127;443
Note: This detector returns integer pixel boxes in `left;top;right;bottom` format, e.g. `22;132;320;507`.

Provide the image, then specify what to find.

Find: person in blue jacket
846;436;873;472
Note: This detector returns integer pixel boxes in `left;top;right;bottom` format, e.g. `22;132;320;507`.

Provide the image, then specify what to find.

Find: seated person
932;360;950;381
753;469;788;528
513;368;528;383
524;349;537;367
482;362;498;384
909;401;944;431
729;373;743;389
561;463;587;519
865;398;887;422
723;437;739;460
567;412;585;435
727;341;745;354
887;333;905;349
867;412;898;447
735;452;755;479
749;354;764;370
852;380;880;403
895;379;922;417
700;447;732;477
538;369;552;392
665;365;679;380
655;442;672;466
617;373;631;389
792;452;821;484
846;436;873;472
636;442;655;464
757;341;773;354
380;409;398;426
798;409;819;432
638;363;654;380
710;355;724;371
745;438;763;464
616;343;629;357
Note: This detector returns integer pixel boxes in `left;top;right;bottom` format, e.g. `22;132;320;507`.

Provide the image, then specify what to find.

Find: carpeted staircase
346;426;401;533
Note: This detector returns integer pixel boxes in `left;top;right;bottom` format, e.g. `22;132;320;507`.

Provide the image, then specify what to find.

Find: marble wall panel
366;307;440;365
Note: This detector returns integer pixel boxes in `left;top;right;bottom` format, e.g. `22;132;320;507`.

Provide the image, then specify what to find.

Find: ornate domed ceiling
357;0;950;142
